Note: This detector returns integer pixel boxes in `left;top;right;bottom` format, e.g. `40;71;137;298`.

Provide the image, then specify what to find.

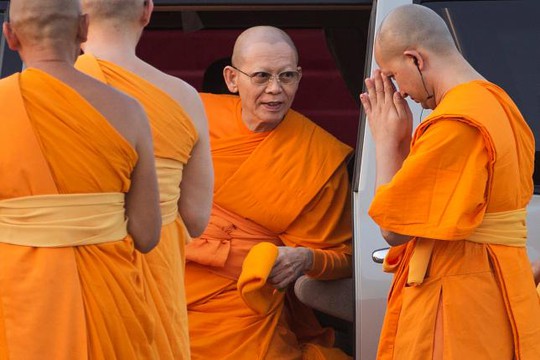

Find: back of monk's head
232;26;299;68
8;0;82;47
376;4;457;60
82;0;146;23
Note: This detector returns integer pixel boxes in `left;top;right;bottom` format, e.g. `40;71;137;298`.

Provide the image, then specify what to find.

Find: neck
432;56;484;106
21;46;79;73
83;22;141;65
243;118;281;133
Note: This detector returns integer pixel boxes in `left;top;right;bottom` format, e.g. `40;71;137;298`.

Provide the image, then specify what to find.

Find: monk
359;4;540;359
185;25;353;360
0;0;163;359
76;0;213;359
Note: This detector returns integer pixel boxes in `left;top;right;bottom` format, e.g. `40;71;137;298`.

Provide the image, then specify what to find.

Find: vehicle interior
138;2;374;355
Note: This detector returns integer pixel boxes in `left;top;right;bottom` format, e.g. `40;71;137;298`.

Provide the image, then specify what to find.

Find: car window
424;0;540;192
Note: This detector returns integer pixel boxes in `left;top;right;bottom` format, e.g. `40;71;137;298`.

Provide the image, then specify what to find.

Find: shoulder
136;62;207;132
414;118;485;156
90;74;145;115
421;118;482;138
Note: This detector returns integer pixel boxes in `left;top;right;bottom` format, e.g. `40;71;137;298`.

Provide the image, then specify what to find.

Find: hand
532;259;540;286
267;246;313;290
359;70;413;153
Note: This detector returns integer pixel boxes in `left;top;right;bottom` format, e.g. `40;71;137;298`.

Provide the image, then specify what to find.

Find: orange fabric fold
186;203;282;280
237;242;282;315
186;93;353;359
76;53;197;360
0;69;159;359
371;80;540;359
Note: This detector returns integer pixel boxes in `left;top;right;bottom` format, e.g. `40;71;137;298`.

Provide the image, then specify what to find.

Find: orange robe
76;53;197;360
185;93;353;359
369;80;540;359
0;69;159;359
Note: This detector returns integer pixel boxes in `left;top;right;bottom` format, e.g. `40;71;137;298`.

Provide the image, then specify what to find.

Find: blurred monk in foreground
360;4;540;359
185;25;353;359
76;1;213;358
0;0;162;359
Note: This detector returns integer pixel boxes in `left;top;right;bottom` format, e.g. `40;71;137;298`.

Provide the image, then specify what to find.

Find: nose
265;76;283;93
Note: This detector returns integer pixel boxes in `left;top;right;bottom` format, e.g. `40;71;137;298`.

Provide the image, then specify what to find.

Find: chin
260;113;286;126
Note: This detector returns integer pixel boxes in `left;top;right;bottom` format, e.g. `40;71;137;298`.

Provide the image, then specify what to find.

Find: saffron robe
185;93;353;359
0;69;159;359
76;53;198;360
369;80;540;359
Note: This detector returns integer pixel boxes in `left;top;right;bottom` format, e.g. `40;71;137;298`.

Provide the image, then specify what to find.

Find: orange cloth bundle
238;242;283;315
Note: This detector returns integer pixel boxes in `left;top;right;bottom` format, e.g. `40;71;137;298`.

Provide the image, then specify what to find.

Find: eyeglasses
231;65;301;86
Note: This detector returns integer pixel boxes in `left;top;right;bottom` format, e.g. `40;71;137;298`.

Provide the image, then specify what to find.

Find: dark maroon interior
137;28;359;148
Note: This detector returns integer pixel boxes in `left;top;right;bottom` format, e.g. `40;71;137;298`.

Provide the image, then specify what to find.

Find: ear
142;0;154;27
403;49;424;69
223;65;239;94
3;22;20;51
77;14;89;44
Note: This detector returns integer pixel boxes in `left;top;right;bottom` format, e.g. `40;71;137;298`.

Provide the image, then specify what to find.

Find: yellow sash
155;157;183;225
0;192;128;247
408;208;527;285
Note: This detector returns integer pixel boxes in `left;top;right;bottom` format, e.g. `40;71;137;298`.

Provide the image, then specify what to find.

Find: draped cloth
76;53;198;360
0;193;127;247
185;93;353;359
369;80;540;359
0;69;159;359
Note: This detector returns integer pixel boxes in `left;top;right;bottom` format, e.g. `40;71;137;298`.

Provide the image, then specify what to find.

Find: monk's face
234;41;300;130
375;42;431;109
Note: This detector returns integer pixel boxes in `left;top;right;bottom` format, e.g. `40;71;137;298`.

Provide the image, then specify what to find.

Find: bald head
376;5;457;60
82;0;146;23
8;0;82;46
232;26;298;67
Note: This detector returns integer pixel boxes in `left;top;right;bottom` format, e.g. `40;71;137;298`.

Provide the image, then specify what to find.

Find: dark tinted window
425;0;540;189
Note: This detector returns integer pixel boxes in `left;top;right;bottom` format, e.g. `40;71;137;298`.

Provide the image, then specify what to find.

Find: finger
269;275;292;291
364;77;377;106
268;272;290;287
273;279;292;291
382;75;396;103
393;92;409;120
359;93;371;114
373;70;385;104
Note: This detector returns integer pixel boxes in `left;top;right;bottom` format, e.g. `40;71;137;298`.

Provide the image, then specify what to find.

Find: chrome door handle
372;248;390;264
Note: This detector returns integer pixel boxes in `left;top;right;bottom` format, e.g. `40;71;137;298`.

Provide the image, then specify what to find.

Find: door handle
372;248;390;264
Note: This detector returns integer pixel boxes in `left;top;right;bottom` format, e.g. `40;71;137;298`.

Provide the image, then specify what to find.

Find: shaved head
232;26;298;67
8;0;82;46
82;0;146;23
376;4;457;60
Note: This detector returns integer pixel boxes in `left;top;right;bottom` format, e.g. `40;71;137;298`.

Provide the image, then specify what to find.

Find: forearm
374;145;413;246
305;248;352;280
374;142;408;188
381;229;412;246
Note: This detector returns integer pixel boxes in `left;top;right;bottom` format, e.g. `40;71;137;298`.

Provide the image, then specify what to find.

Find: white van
1;0;537;358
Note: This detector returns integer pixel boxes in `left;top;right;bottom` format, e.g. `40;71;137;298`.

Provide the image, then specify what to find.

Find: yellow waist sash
156;158;183;226
408;208;527;286
0;192;127;247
